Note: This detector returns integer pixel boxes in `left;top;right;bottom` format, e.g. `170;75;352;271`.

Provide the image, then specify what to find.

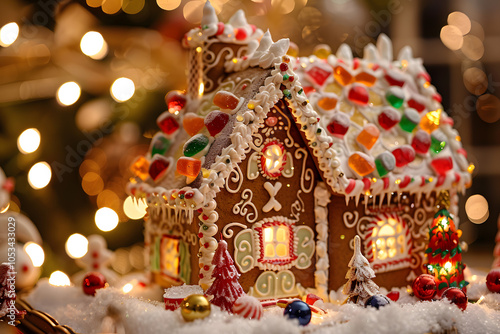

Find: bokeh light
80;31;108;60
0;22;19;47
440;25;463;51
476;94;500;123
447;11;471;35
465;194;489;224
123;196;148;220
102;0;122;14
122;283;134;293
82;172;104;196
17;128;41;154
157;0;181;10
95;207;119;232
24;242;45;267
110;77;135;102
463;67;488;95
49;271;71;286
57;82;81;106
28;162;52;190
462;35;484;61
123;0;145;14
183;1;205;24
65;234;89;259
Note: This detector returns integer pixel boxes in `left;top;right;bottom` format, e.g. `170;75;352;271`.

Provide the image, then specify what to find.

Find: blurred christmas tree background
0;0;499;280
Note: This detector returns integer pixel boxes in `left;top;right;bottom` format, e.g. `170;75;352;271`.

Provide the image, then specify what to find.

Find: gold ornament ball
180;294;211;322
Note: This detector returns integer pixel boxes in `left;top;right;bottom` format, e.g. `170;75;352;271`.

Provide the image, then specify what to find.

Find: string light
17;128;41;154
122;283;134;293
110;77;135;102
24;242;45;267
465;194;489;224
65;234;89;259
80;31;108;60
157;0;181;11
95;207;119;231
28;162;52;190
0;22;19;47
49;271;71;286
57;82;81;106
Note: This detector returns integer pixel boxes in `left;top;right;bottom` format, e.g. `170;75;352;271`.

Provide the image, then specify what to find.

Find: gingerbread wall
327;192;438;291
214;99;321;297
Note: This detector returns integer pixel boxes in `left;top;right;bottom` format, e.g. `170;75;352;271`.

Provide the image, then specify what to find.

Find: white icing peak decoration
184;1;263;48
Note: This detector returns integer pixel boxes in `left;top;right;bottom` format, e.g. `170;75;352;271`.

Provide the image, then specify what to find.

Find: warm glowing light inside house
28;162;52;189
57;82;81;106
122;283;133;293
263;225;289;259
161;237;180;277
110;77;135;102
0;22;19;47
95;207;119;232
264;145;284;173
80;31;108;59
18;128;41;154
123;196;148;220
65;233;89;259
372;218;405;261
49;271;71;286
198;82;204;96
24;242;45;267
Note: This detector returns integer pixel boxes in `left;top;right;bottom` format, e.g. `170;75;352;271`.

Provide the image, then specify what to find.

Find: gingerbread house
128;2;472;300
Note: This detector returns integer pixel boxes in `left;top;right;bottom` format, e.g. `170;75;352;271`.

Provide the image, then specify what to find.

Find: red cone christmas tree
0;264;26;323
205;239;244;313
342;235;379;305
425;191;467;294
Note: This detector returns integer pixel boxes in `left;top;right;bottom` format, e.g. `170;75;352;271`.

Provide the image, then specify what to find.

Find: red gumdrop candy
384;69;406;87
411;130;431;154
392;145;415;167
82;272;107;296
157;112;180;136
149;155;171;181
213;91;240;111
378;108;401;130
205;111;230;137
165;90;186;114
347;84;369;105
430;157;453;175
327;113;350;138
408;96;426;113
306;65;331;86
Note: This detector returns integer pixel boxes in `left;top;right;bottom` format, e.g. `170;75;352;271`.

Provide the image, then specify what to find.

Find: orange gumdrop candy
348;152;375;177
183;113;205;136
355;72;377;87
176;157;202;178
317;96;338;111
131;156;150;181
356;124;380;150
333;65;354;86
213;91;240;111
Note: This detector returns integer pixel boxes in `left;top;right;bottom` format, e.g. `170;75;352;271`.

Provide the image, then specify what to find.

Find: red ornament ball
82;272;107;296
486;270;500;293
441;287;467;311
412;274;437;300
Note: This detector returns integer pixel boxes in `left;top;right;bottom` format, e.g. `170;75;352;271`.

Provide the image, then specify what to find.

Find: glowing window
260;140;287;179
160;236;180;278
263;225;290;259
372;217;406;261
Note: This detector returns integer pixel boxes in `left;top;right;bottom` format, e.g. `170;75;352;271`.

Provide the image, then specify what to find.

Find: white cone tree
342;235;379;305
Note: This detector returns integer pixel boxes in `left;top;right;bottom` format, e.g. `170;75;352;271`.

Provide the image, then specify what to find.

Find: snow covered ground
25;272;500;334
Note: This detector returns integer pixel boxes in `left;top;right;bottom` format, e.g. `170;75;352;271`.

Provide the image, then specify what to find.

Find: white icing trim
263;181;282;212
313;182;331;301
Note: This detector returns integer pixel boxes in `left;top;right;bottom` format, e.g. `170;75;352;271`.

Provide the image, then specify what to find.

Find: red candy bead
486;270;500;293
386;291;400;302
157;113;180;136
82;272;107;296
280;63;289;72
347;84;369;105
412;274;437;301
204;111;229;137
235;28;247;41
392;145;415;167
441;287;467;311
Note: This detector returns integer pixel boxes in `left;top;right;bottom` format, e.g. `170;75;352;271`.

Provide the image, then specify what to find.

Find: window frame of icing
259;139;287;180
159;234;190;283
363;213;412;274
253;217;298;270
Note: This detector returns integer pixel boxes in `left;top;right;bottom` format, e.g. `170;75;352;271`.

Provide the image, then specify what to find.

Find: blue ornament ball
365;294;391;309
283;300;312;326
